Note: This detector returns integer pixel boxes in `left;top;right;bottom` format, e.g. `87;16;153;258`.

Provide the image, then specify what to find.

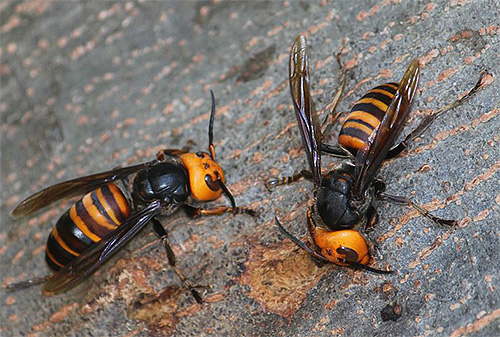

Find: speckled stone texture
1;1;499;336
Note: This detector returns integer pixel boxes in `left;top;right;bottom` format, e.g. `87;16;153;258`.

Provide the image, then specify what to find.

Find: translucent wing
43;200;163;295
12;163;148;219
354;59;420;197
289;35;322;186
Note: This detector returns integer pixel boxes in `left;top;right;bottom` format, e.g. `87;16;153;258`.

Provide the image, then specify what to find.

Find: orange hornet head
311;227;370;266
179;152;225;201
180;90;236;208
275;215;392;274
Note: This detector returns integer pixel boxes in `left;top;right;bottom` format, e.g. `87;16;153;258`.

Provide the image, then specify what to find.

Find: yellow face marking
82;194;117;231
53;226;80;257
357;97;389;113
69;206;101;243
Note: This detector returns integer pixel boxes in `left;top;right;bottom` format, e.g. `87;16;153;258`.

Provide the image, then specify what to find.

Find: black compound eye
205;174;220;191
337;247;359;263
196;152;205;158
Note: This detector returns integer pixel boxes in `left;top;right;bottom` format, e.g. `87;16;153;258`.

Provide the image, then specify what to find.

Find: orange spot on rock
356;11;368;21
379;68;393;78
436;67;459;82
344;55;359;70
49;303;79;324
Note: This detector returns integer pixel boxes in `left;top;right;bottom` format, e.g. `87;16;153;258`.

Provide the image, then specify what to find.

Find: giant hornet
270;35;488;273
7;91;255;303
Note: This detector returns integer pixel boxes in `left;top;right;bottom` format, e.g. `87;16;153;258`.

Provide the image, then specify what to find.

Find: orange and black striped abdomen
338;82;399;156
45;183;131;271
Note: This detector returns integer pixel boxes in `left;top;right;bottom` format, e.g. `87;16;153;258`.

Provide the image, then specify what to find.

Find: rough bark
1;1;499;336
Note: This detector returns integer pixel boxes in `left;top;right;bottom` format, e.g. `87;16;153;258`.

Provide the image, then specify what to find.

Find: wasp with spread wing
270;35;488;273
7;91;256;303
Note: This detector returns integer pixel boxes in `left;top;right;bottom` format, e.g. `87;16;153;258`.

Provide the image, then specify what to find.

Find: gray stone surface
1;1;499;336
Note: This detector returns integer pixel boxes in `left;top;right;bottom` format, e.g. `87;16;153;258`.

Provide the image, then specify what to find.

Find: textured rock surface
1;1;499;336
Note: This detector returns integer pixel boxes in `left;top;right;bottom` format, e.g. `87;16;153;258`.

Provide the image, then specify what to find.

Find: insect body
45;183;131;272
315;70;419;232
8;91;255;302
273;35;488;273
337;82;399;157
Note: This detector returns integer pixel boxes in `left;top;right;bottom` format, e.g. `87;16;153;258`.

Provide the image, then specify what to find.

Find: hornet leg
5;275;51;292
320;143;350;158
364;178;386;232
306;207;328;267
266;169;313;190
386;70;490;159
151;218;204;304
376;192;456;226
364;206;379;233
321;45;349;136
183;205;257;217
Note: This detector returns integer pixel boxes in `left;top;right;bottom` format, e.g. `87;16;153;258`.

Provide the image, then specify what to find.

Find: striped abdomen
45;184;131;271
338;82;399;156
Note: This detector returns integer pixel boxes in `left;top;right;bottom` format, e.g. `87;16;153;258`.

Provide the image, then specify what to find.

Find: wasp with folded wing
271;35;488;273
8;91;255;303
